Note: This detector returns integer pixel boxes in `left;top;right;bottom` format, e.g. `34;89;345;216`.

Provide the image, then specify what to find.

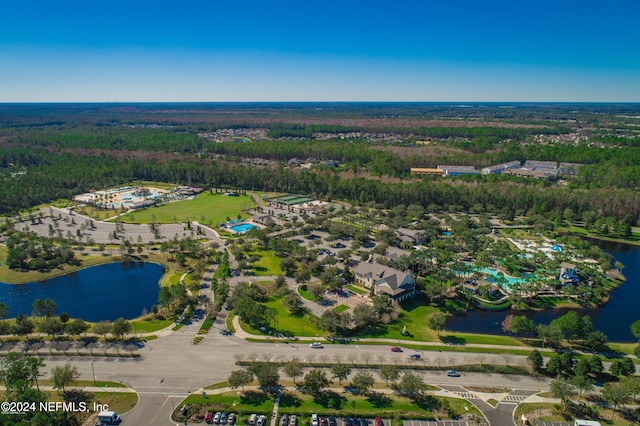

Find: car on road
311;414;319;426
280;414;289;426
289;415;298;426
409;354;421;360
446;370;461;377
390;346;402;352
228;413;236;425
310;342;323;349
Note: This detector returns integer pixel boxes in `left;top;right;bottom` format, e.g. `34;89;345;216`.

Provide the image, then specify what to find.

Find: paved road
35;330;553;425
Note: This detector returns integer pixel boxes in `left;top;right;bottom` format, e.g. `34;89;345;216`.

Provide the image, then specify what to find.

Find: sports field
116;192;256;225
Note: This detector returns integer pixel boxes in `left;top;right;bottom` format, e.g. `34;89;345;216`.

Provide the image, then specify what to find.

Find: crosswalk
502;394;528;403
454;392;477;399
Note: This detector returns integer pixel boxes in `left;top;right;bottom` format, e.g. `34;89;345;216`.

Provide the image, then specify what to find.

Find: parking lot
535;422;571;426
403;420;468;426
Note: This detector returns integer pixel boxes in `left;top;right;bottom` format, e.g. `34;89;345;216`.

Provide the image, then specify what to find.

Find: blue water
442;231;452;236
230;223;258;233
447;240;640;342
0;262;164;321
474;267;537;287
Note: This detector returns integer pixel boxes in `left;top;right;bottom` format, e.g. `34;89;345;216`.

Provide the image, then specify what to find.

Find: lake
446;240;640;342
0;262;164;322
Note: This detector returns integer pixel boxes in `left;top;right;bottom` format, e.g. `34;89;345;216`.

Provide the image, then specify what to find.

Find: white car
311;414;319;426
310;342;323;349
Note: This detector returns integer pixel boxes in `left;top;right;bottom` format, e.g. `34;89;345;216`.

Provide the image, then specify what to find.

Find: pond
447;240;640;342
0;262;164;322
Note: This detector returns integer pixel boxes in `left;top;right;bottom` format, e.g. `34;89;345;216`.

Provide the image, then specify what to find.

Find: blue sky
1;0;639;102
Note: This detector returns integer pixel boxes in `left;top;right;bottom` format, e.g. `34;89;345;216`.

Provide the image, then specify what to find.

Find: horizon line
2;100;640;105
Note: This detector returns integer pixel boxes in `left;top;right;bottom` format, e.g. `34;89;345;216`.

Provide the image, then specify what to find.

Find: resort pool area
474;266;537;288
230;223;258;233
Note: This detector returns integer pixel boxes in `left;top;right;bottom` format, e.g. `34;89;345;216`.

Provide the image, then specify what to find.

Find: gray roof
354;262;413;295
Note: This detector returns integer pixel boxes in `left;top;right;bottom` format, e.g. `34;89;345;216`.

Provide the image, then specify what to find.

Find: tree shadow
313;390;345;409
366;391;392;408
240;390;268;406
278;391;302;408
410;394;441;411
439;335;466;345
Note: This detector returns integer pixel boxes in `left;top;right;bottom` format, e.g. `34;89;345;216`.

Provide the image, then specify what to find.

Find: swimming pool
474;266;537;288
230;223;258;233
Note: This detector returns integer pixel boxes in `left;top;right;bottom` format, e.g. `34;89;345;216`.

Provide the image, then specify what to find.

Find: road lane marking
149;395;170;423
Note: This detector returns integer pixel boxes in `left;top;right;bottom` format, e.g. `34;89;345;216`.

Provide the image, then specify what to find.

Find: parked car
328;417;337;426
257;415;267;426
228;413;236;425
410;354;421;360
213;412;222;424
446;370;461;377
311;414;319;426
249;414;258;425
375;417;383;426
280;414;289;426
289;415;298;426
390;347;402;352
221;412;228;424
310;342;323;349
205;412;214;424
320;417;328;426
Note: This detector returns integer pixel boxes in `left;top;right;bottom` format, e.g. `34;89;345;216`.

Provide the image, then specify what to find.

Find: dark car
410;354;421;360
328;417;337;426
280;414;289;426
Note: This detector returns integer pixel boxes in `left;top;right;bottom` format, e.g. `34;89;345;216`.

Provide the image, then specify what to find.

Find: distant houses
412;159;582;180
481;160;521;175
410;167;443;176
396;228;427;246
437;165;479;177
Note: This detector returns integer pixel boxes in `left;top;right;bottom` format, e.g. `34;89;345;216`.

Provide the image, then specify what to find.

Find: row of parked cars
205;411;237;425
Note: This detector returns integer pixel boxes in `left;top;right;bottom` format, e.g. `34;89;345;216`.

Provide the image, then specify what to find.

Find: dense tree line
2;150;639;225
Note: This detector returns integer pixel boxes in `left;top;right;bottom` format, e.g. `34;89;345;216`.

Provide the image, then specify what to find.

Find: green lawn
346;285;367;295
334;304;349;313
250;250;283;276
115;192;256;226
131;318;174;333
298;286;315;301
239;296;325;337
